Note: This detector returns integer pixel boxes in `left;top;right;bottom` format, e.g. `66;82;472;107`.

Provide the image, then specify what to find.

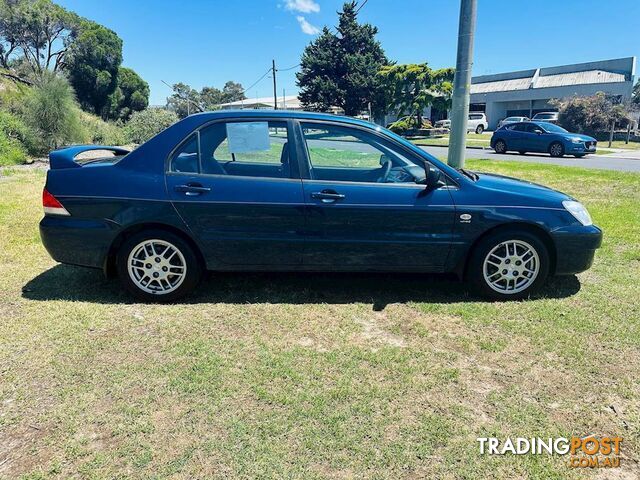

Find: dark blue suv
40;111;602;302
491;121;597;158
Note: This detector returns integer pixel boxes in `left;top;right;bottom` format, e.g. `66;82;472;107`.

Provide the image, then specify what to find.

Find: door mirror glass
422;162;445;189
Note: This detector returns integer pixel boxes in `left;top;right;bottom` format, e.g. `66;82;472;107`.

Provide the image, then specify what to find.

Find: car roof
187;109;377;129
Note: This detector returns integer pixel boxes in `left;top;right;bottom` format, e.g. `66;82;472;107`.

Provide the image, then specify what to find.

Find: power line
278;63;300;72
241;67;273;95
355;0;369;14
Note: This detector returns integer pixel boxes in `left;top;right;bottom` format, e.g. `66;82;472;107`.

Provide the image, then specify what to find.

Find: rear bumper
550;224;602;275
40;215;117;269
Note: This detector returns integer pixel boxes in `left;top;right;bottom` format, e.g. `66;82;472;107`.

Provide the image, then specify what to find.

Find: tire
475;125;484;134
573;154;585;158
549;142;564;158
494;139;507;154
518;151;526;155
467;229;550;300
116;229;203;302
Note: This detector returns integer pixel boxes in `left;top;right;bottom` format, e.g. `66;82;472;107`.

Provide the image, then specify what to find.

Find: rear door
166;119;305;267
297;121;456;269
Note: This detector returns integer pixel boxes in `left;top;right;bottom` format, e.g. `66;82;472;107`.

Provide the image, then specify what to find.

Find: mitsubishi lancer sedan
40;111;602;302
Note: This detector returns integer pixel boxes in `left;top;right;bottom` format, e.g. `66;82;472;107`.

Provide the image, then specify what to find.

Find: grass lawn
1;161;639;479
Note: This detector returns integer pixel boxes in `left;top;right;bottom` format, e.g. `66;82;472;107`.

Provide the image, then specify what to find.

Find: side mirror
534;129;544;135
422;161;445;190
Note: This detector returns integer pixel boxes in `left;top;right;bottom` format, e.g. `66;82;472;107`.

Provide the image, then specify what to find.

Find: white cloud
296;16;320;35
285;0;320;14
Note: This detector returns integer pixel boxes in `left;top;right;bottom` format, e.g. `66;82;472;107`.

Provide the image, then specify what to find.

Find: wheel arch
103;222;206;277
460;222;557;279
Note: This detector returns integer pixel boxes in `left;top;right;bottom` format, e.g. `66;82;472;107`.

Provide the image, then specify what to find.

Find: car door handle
311;190;345;203
174;183;211;196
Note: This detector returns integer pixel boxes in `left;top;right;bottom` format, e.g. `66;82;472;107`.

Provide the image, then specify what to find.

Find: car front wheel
468;229;550;300
494;139;507;154
549;142;564;157
116;230;202;302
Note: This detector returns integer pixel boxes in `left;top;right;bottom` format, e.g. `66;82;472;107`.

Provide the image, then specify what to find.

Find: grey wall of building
470;57;636;129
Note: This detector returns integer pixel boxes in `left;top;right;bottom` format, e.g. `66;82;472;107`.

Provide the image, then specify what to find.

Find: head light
562;200;592;226
571;137;583;143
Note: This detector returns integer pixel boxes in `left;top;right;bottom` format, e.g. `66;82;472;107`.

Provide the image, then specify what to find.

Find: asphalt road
420;145;640;172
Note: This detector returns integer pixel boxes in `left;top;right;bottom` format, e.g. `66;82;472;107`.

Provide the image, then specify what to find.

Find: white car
498;116;530;129
435;113;489;134
532;112;559;124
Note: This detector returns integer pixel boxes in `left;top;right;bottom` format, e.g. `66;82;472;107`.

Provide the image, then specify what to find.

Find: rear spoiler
49;145;130;169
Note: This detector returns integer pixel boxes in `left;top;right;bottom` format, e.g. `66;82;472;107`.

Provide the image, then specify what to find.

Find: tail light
43;188;70;216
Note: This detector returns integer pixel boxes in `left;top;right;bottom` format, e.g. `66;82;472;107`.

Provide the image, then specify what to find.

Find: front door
298;122;456;269
166;119;305;267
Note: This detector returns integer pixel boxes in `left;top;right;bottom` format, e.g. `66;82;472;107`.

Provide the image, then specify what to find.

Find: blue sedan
490;121;597;158
40;111;602;301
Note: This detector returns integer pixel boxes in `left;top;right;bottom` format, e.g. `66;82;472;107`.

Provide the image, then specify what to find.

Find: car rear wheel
549;142;564;157
494;139;507;154
475;125;484;134
468;229;550;300
116;230;202;302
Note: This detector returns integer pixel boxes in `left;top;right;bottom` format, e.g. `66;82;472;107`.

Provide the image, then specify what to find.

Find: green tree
106;66;149;120
166;82;201;118
296;1;389;116
166;81;246;117
199;86;223;110
0;0;81;83
22;72;84;150
221;80;245;103
65;21;123;117
379;63;455;126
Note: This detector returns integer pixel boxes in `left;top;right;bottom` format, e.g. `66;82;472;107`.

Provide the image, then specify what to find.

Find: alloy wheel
550;143;563;157
482;240;540;294
127;239;187;294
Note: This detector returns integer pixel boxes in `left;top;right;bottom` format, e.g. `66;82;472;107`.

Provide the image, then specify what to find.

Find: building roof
470;77;531;94
219;95;301;109
534;70;626;88
470;57;635;95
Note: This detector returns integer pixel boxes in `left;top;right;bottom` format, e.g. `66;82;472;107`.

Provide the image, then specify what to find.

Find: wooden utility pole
272;59;278;110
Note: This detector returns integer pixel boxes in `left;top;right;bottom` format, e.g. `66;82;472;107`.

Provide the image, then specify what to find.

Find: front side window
301;123;420;184
175;120;292;178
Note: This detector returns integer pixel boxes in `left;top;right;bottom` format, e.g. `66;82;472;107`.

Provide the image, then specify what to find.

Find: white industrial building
470;57;636;130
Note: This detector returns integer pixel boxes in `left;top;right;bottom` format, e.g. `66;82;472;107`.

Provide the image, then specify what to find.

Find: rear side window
169;121;292;179
170;133;199;173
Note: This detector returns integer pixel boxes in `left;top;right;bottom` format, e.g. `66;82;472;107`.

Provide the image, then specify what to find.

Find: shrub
0;110;38;155
0;131;27;166
552;92;630;137
124;108;178;144
388;116;431;134
79;111;127;145
21;73;86;152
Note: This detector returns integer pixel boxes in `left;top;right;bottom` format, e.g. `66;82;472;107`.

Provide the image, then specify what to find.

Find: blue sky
57;0;639;105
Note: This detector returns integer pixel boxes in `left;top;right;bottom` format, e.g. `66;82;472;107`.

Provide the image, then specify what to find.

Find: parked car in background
467;113;489;134
498;116;530;128
40;111;601;302
490;121;597;158
435;113;489;134
532;112;559;124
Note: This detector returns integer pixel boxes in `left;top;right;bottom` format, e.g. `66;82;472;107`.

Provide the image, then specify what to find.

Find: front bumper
566;141;597;154
550;224;602;275
40;215;117;269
